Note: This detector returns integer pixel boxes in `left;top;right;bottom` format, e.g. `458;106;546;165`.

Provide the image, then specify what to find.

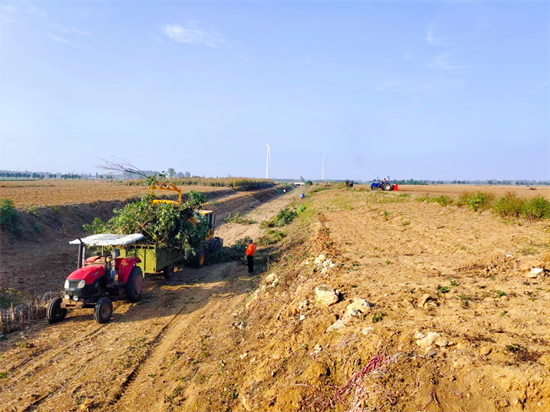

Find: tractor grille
67;280;83;289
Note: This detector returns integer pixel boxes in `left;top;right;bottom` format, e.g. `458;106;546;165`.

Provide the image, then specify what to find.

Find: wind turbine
322;151;327;181
263;132;271;179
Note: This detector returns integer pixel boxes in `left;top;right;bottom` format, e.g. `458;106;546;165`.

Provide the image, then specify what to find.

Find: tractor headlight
64;280;70;289
73;295;79;301
77;280;85;289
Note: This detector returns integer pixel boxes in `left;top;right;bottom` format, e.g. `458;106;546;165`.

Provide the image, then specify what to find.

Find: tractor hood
67;265;105;284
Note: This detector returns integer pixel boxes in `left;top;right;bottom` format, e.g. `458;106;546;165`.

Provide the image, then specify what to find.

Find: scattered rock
311;344;323;354
345;298;373;318
240;352;248;359
418;294;436;308
527;268;544;278
298;300;310;310
265;273;277;283
361;327;374;336
479;345;492;356
299;315;306;321
315;285;339;306
326;319;346;332
416;332;447;348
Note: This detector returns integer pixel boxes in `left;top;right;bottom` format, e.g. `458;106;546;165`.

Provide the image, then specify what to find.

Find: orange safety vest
246;244;256;257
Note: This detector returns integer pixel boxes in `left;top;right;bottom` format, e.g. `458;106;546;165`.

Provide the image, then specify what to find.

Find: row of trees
0;172;45;179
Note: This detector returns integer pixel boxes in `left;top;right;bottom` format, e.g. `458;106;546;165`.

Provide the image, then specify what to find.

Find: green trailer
120;244;186;279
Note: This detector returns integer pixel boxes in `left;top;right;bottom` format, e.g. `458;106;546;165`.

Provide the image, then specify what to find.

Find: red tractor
47;234;145;324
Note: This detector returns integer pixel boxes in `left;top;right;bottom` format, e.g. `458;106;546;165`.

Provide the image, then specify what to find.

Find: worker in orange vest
245;239;256;274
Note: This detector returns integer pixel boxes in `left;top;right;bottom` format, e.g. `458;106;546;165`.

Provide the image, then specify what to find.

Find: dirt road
0;192;296;412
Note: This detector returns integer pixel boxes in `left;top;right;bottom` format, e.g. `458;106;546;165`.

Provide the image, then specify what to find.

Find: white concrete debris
315;285;339;306
528;268;544;278
313;254;336;274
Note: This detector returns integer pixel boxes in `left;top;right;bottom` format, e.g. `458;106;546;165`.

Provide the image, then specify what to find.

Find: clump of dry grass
0;292;58;335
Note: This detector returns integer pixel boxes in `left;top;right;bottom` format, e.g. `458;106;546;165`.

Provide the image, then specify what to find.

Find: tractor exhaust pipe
77;238;84;269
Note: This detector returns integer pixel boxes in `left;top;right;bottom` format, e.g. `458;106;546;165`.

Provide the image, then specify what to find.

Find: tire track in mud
23;271;228;412
5;322;108;377
108;300;206;410
112;267;249;411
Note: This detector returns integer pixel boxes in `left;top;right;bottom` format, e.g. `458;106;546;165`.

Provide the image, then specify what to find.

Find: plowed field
0;180;229;208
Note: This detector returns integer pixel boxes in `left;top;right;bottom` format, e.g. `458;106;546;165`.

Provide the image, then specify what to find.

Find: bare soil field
398;184;550;199
0;180;230;208
1;188;550;412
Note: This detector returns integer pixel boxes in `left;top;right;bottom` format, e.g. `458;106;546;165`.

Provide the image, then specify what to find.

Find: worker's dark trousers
247;256;254;273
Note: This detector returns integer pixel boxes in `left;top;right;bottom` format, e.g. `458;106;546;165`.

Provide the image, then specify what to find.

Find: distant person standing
245;239;256;274
300;193;305;199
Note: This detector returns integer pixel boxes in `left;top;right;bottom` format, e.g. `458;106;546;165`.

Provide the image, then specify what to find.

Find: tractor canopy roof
69;234;144;246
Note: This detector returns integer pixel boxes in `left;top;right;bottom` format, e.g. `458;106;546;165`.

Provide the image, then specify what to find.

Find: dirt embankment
0;186;290;297
1;188;549;412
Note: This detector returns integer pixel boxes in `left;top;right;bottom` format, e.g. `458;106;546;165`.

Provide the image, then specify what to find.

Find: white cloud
162;23;228;48
537;80;549;88
425;24;449;46
54;25;91;35
27;5;46;17
403;49;413;59
427;52;474;70
0;4;17;14
71;28;91;35
46;32;74;46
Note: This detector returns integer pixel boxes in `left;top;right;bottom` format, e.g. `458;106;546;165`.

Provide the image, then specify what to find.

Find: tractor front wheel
163;264;175;280
94;297;113;324
191;251;205;268
47;297;67;324
382;183;392;191
125;266;143;302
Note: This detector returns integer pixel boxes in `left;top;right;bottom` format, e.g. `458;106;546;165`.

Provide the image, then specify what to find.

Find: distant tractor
370;179;398;191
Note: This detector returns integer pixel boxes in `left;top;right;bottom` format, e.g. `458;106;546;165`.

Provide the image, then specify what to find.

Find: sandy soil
398;184;550;199
1;188;549;412
0;180;229;208
0;192;297;412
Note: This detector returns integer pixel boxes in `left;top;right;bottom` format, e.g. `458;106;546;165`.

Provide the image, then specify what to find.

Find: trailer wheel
94;297;113;324
162;264;175;280
125;266;143;302
46;297;67;324
382;183;392;191
191;251;205;268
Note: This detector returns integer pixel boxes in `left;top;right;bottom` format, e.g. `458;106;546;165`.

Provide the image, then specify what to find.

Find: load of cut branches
84;190;209;259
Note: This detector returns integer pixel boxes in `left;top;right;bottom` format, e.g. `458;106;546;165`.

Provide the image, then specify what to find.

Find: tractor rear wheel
163;264;175;280
94;297;113;324
191;251;205;268
47;297;67;324
383;183;392;191
125;266;143;302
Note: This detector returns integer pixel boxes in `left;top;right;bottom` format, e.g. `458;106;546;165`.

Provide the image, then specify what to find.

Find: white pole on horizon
322;151;327;181
263;132;271;179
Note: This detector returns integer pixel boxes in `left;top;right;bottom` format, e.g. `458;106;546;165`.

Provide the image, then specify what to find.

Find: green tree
168;168;176;179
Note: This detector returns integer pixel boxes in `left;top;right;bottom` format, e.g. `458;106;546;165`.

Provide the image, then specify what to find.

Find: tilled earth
1;188;550;412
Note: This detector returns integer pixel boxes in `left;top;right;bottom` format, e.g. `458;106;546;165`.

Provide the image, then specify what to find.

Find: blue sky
1;1;548;180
